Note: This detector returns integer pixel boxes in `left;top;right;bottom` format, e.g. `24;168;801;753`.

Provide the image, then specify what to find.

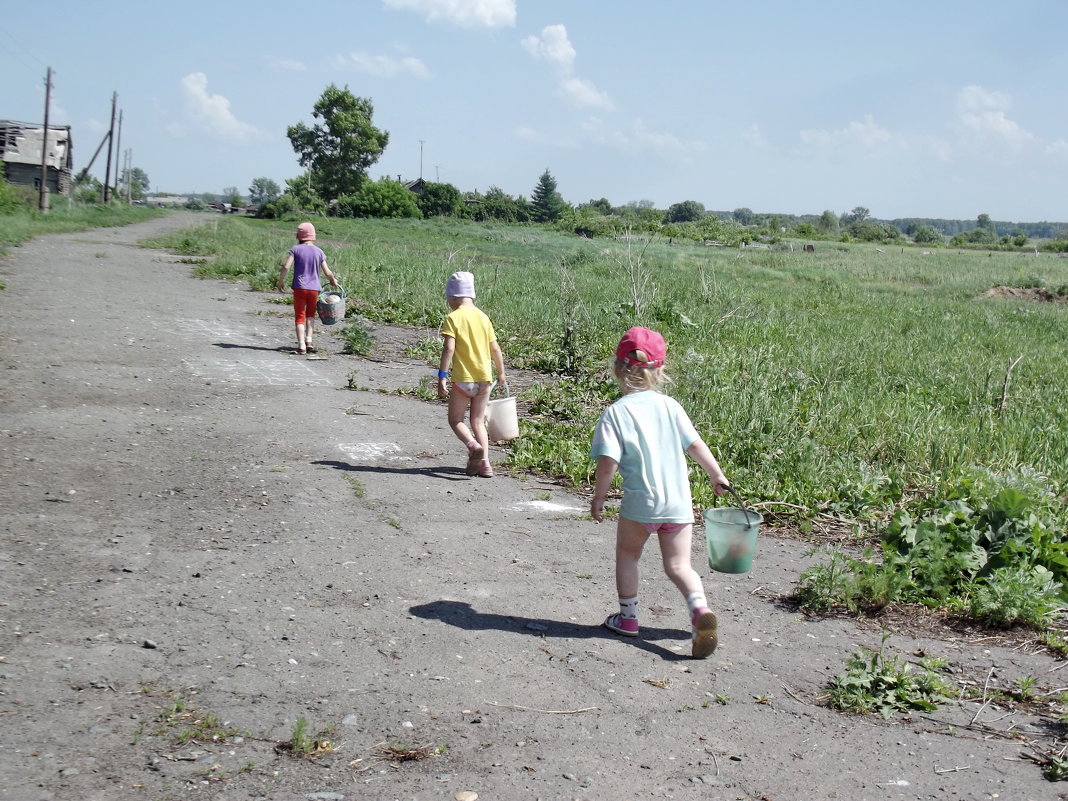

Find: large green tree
416;181;462;217
248;177;281;205
127;167;150;201
287;85;389;201
530;169;568;223
665;200;705;223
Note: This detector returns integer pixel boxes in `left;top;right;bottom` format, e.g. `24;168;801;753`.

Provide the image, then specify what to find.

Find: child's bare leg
447;391;475;445
469;390;490;457
660;526;718;658
294;322;306;350
615;517;650;598
658;525;704;598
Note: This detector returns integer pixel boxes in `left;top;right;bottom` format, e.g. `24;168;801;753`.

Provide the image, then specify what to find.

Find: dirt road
0;215;1060;800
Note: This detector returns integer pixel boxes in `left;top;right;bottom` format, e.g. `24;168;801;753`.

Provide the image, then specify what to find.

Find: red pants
293;288;318;325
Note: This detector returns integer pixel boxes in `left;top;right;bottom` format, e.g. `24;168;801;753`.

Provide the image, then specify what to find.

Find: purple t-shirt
288;243;326;290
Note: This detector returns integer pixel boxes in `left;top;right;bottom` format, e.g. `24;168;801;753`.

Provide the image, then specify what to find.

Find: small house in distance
0;120;74;195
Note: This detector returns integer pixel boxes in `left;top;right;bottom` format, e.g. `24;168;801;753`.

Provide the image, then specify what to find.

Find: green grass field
145;214;1068;523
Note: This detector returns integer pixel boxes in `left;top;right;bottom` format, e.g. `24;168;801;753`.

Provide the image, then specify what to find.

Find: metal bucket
704;488;761;574
317;285;346;326
485;382;519;441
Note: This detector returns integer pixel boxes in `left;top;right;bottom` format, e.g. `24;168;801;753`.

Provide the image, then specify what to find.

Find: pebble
342;714;360;726
455;792;478;801
305;794;344;801
142;639;158;649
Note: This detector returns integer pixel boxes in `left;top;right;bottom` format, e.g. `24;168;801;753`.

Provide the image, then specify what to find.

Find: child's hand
436;377;448;398
590;497;604;522
712;480;731;496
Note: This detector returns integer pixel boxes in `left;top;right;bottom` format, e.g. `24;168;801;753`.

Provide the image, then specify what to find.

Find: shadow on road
409;599;691;661
313;459;470;482
212;342;292;353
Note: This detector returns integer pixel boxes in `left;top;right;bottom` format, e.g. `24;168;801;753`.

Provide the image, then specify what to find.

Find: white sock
686;591;709;616
618;595;639;620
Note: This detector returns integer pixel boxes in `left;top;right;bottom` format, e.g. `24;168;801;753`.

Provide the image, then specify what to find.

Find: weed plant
828;635;952;718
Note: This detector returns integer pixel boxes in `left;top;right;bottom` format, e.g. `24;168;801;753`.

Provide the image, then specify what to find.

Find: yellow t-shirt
440;305;496;382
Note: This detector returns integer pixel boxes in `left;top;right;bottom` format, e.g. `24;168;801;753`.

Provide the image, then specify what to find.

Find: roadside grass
277;716;336;758
0;202;162;254
146;686;247;745
143;214;1068;628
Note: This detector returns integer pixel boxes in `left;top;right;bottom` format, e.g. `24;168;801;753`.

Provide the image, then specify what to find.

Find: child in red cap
276;222;339;355
590;327;730;658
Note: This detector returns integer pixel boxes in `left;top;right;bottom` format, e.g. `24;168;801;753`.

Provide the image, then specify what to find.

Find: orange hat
615;327;666;367
296;222;316;242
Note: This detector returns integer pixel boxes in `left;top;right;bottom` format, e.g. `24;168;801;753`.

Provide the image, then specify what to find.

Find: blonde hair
614;351;670;393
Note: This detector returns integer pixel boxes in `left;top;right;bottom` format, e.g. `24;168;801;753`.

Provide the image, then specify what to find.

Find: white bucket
486;385;519;441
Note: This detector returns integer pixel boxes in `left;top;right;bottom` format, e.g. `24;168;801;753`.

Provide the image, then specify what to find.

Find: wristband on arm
437;370;449;379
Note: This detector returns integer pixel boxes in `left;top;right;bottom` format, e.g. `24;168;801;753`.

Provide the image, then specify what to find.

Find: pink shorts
641;521;689;535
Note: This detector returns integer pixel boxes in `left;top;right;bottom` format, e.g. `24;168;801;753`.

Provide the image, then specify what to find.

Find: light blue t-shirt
590;390;700;523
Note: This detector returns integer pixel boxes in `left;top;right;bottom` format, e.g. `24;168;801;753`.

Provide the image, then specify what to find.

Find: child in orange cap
590;327;731;659
276;222;339;355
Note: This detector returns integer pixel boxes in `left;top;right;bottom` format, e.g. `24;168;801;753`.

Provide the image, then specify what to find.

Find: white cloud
273;58;307;72
741;123;765;148
521;24;575;71
1046;139;1068;158
179;73;263;141
334;51;431;79
799;114;895;150
954;84;1033;151
580;117;705;163
558;77;614;111
382;0;515;28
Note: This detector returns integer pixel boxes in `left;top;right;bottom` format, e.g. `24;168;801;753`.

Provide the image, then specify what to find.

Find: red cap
615;327;666;367
296;222;316;242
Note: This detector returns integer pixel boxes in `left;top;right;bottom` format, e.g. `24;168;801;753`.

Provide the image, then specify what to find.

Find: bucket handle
323;283;345;298
715;484;757;525
489;380;510;398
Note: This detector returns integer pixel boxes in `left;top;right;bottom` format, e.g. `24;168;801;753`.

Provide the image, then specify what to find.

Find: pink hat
296;222;316;242
615;327;666;367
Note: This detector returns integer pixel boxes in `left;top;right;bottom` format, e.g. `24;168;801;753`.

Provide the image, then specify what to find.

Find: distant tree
127;167;150;201
584;197;612;215
849;219;902;243
287;84;389;201
665;200;706;223
336;179;421;219
977;213;995;232
815;209;839;234
221;186;243;207
909;223;943;244
184;197;207;211
416;181;462;217
1012;232;1028;247
248;177;281;205
530;169;568;222
732;207;755;225
841;206;870;225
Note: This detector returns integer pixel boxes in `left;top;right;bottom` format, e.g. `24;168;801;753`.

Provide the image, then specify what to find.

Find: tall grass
0;201;162;253
143;215;1068;525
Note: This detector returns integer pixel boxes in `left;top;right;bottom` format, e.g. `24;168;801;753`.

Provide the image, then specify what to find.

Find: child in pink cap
276;222;339;355
590;327;731;658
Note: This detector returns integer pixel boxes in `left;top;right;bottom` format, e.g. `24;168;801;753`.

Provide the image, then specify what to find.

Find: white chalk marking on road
170;319;277;344
338;442;412;462
183;358;332;386
511;500;584;513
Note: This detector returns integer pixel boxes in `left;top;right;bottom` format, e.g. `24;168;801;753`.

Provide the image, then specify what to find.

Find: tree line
223;84;1067;250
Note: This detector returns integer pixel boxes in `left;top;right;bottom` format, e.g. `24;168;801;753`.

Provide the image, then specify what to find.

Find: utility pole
419;140;424;181
113;109;123;199
39;67;52;212
435;165;440;182
103;92;117;202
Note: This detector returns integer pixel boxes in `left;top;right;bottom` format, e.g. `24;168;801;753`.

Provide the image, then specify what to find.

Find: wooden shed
0;120;74;195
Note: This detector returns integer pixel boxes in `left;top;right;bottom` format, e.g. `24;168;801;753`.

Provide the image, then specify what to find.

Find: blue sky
3;0;1066;222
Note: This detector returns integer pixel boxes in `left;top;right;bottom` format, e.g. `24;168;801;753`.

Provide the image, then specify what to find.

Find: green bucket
704;489;761;574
